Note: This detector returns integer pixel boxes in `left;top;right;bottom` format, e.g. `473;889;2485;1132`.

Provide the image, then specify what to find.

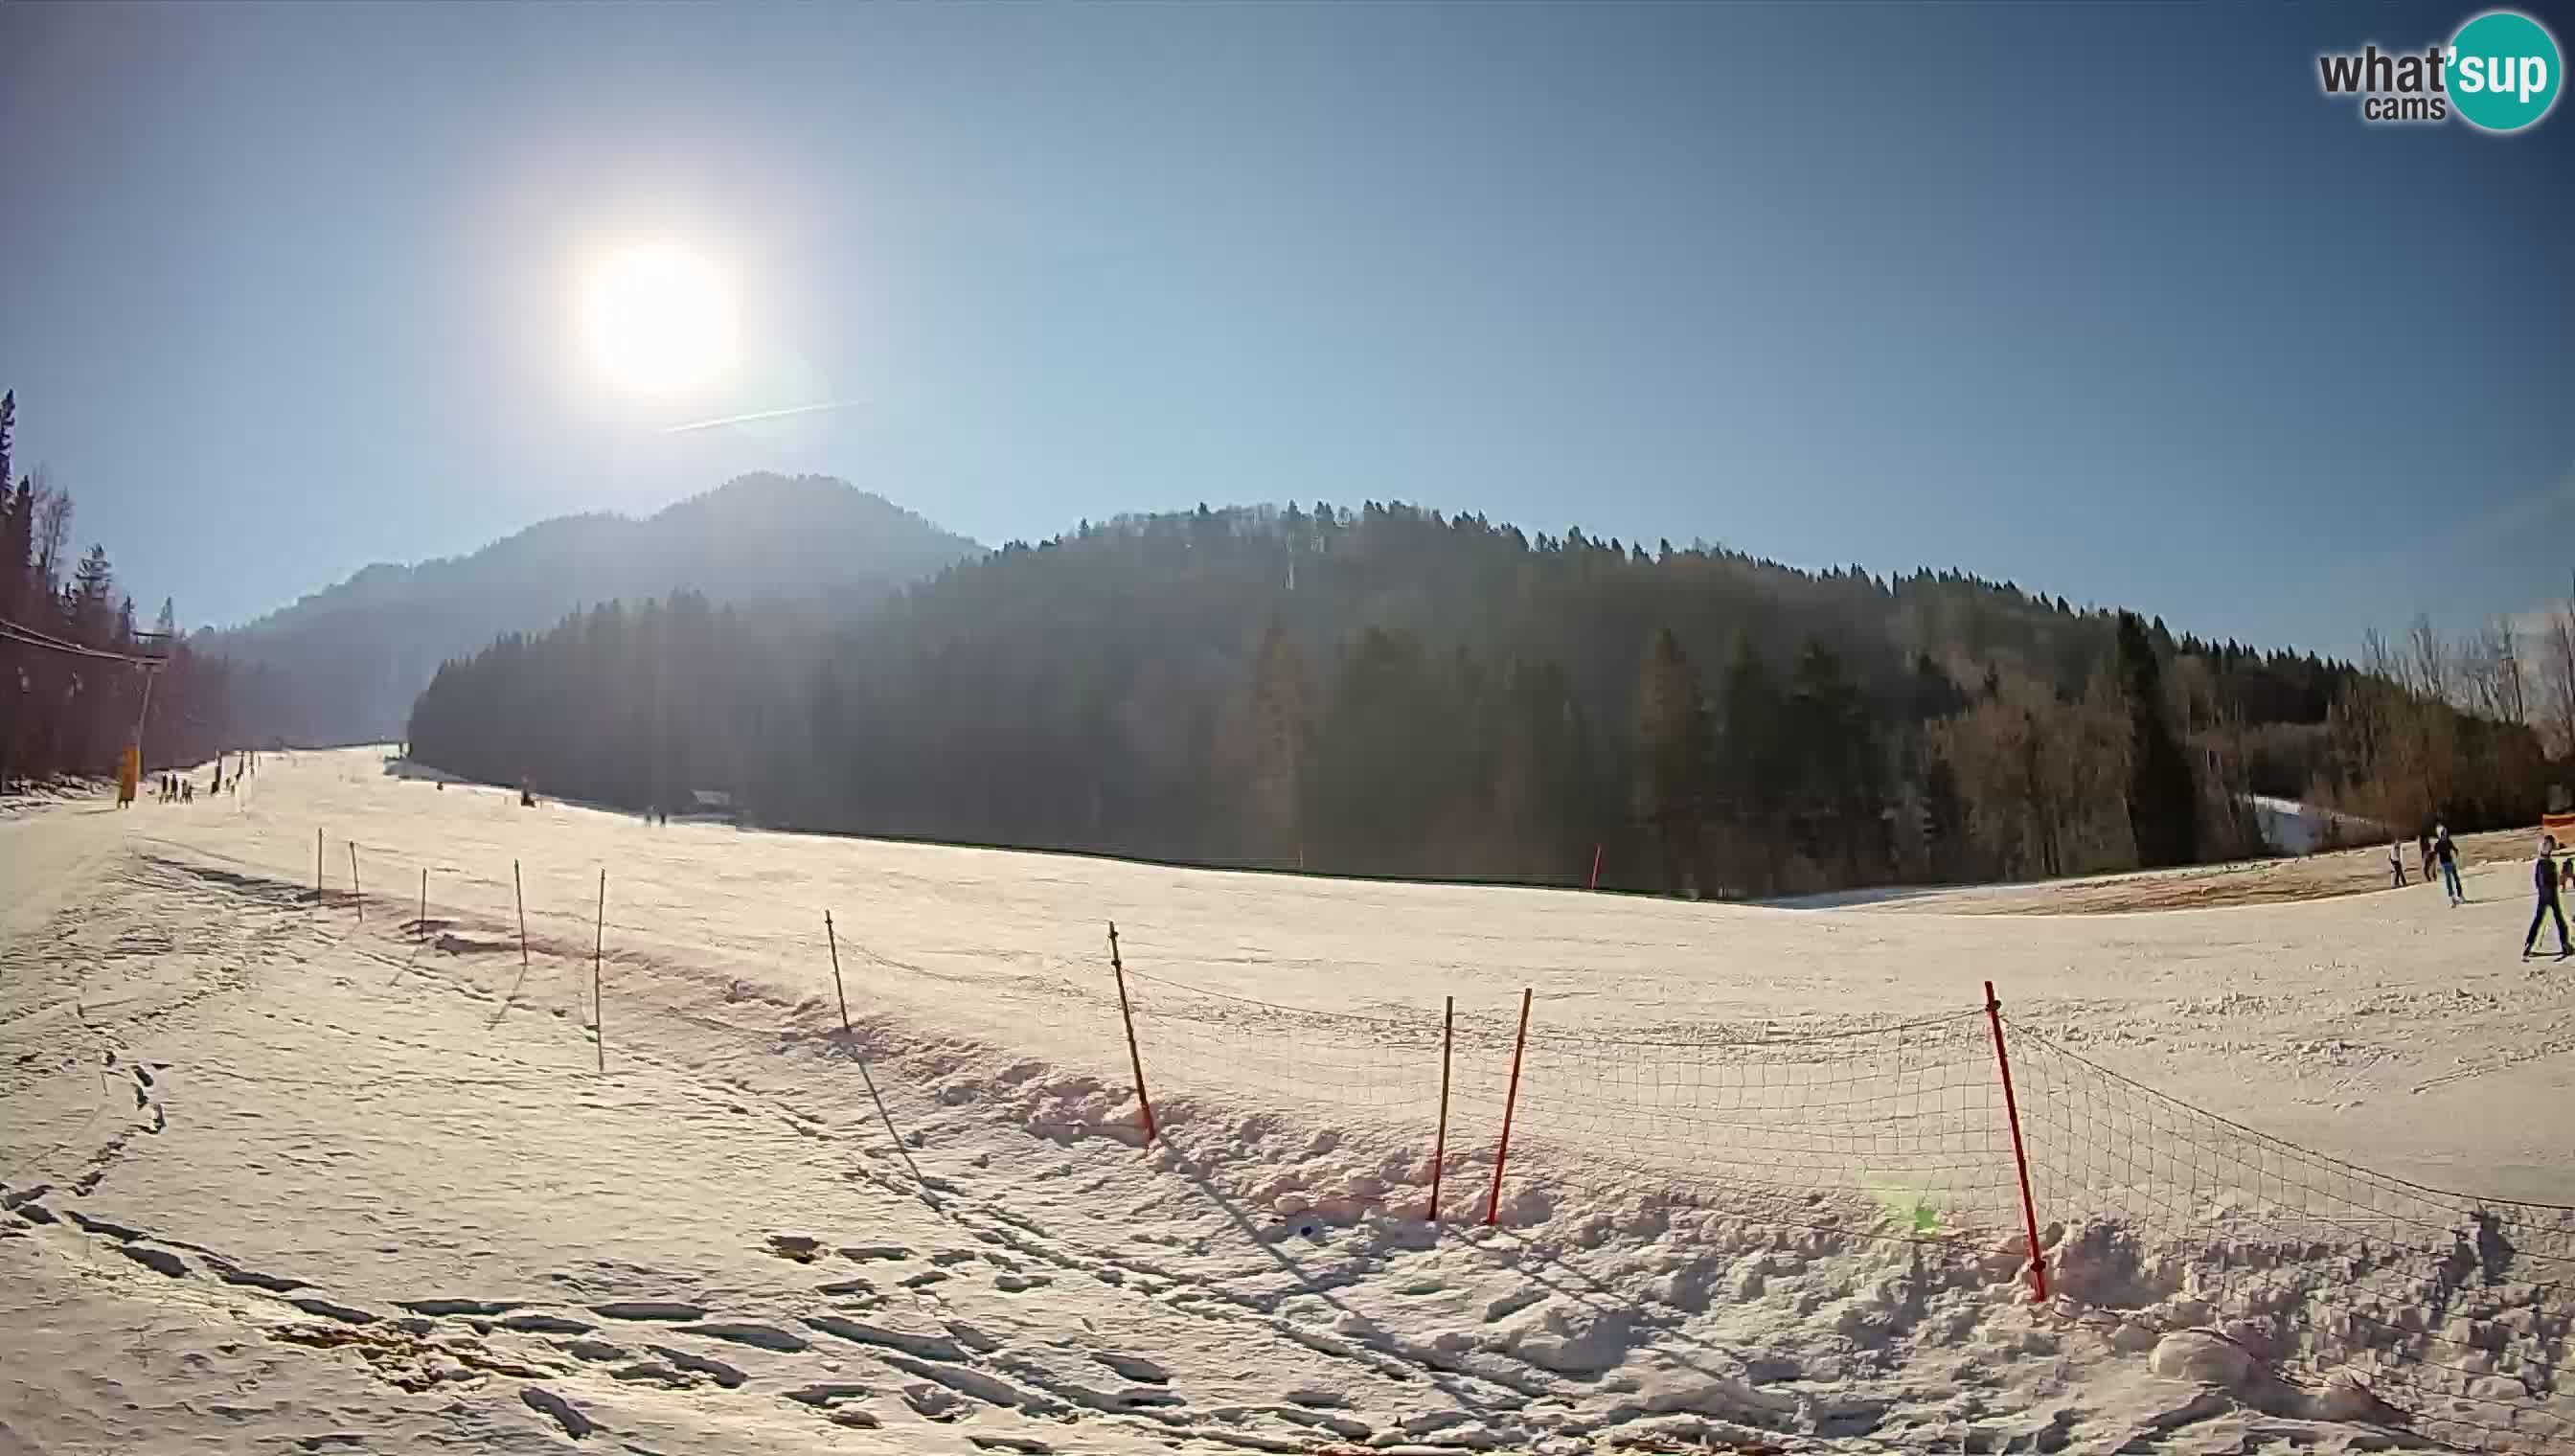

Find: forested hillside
210;473;978;746
0;391;242;787
406;502;2564;896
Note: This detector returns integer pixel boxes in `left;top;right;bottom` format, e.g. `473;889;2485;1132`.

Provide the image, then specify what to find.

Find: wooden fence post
1107;922;1155;1143
1483;988;1533;1226
1430;995;1454;1222
592;869;606;1073
825;911;853;1035
822;910;919;1171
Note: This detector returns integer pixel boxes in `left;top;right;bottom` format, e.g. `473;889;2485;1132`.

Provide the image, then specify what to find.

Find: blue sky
1;1;2567;652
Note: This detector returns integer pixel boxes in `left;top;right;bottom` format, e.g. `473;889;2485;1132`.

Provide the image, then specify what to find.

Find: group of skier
148;750;257;806
2392;822;2572;959
152;769;227;803
2392;825;2469;903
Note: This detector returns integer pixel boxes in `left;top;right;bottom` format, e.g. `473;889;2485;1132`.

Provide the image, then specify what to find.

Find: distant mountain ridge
211;473;980;746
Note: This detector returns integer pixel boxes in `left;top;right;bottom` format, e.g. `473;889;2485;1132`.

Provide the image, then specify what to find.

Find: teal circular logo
2450;11;2562;132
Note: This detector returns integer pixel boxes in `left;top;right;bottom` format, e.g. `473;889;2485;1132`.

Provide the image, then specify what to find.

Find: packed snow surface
5;748;2574;1453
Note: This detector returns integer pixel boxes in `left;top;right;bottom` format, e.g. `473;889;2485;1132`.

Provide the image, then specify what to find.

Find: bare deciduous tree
29;468;70;588
2540;575;2575;760
2407;613;2448;702
2458;617;2529;727
2321;607;2556;834
1931;663;2131;880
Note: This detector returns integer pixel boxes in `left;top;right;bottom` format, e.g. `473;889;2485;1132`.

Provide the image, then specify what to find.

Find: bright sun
580;244;737;397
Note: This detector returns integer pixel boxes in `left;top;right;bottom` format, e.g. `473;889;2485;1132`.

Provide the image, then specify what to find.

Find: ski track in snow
3;748;2572;1453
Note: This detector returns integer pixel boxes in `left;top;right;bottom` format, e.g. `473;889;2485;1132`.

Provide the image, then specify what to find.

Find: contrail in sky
660;398;865;434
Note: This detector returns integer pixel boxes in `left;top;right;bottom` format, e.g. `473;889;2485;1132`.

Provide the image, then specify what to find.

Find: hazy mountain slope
211;473;979;746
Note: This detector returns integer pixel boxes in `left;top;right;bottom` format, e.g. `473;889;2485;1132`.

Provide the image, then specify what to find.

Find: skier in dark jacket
2435;825;2464;906
2526;836;2571;961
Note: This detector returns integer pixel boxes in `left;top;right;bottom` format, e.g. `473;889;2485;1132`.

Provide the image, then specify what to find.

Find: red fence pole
348;843;363;923
1983;980;2049;1302
1107;922;1155;1143
1588;844;1603;891
1483;988;1533;1227
513;860;529;968
1430;995;1453;1222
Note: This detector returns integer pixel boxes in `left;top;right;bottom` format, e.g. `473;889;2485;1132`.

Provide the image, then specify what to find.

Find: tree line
408;501;2564;894
0;391;245;789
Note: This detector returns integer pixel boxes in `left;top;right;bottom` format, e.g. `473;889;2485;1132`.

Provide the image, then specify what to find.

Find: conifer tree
1247;623;1310;863
1635;627;1710;894
2119;610;2199;866
71;545;115;645
1716;634;1784;893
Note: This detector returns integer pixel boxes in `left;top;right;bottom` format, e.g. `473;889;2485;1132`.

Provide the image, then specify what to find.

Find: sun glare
580;244;737;397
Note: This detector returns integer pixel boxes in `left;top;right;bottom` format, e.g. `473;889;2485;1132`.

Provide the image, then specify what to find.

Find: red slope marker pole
513;860;529;968
1107;922;1155;1144
1984;980;2049;1302
348;843;363;923
1484;988;1533;1227
1589;844;1603;891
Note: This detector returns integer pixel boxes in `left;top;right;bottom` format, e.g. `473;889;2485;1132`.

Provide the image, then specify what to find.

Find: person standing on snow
2435;824;2464;906
2525;835;2571;961
2389;839;2408;888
